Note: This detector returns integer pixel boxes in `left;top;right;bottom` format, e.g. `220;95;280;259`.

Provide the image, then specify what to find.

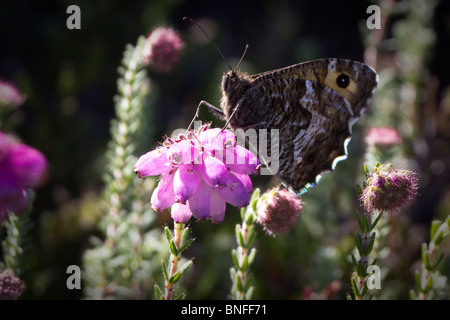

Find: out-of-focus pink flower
143;27;183;73
360;164;419;214
134;124;260;223
256;187;303;236
0;80;26;108
365;127;402;148
0;132;48;224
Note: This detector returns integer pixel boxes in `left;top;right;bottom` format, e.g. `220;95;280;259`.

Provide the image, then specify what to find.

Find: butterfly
197;57;378;195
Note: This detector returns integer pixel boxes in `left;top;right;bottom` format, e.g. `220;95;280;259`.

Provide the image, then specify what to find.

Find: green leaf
244;286;254;300
414;270;421;291
351;277;360;297
430;220;441;240
235;224;242;245
355;234;363;254
161;260;169;282
231;249;239;269
247;248;257;267
243;274;254;293
237;229;245;248
364;233;376;255
175;292;186;300
236;274;244;292
169;272;181;284
165;227;173;243
178;260;193;276
179;238;194;253
240;207;245;221
433;230;445;246
361;215;370;233
370;214;383;231
356;212;363;230
249;188;260;208
361;282;369;297
351;254;358;269
241;254;249;271
422;243;431;270
181;227;190;247
169;239;179;256
430;253;444;270
229;267;237;282
245;212;255;225
154;284;164;300
357;261;366;277
423;275;434;293
245;226;256;248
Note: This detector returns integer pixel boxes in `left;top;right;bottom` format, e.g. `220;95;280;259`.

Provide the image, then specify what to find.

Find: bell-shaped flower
134;124;260;223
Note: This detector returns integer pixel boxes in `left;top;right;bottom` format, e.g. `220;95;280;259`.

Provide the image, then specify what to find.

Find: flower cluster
143;27;183;73
0;269;26;300
134;124;260;223
256;187;303;236
0;132;48;224
360;164;419;214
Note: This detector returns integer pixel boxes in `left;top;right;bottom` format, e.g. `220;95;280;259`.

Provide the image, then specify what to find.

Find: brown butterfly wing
243;59;378;193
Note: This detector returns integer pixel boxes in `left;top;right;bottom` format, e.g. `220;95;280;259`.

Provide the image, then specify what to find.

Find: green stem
351;211;381;300
165;222;184;300
230;189;259;300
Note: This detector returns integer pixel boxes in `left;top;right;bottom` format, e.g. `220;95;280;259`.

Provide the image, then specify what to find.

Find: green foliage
157;223;194;300
230;189;260;300
81;36;165;299
1;0;449;300
411;216;450;300
1;192;34;276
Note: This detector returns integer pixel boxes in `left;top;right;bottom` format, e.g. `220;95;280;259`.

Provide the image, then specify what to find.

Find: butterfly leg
187;100;224;131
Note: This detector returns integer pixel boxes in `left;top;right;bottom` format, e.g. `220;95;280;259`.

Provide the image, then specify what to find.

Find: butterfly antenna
183;17;233;71
235;44;249;71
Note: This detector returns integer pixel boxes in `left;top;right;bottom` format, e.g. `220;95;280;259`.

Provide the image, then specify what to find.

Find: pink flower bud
143;27;183;73
360;164;419;214
256;187;303;236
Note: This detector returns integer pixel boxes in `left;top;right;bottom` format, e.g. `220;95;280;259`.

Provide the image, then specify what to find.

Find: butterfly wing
245;59;378;194
251;58;378;115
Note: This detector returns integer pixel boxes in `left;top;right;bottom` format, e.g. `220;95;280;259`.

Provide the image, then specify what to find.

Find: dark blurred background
1;0;449;299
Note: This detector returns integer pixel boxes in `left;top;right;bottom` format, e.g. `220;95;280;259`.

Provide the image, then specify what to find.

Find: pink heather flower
134;124;260;223
0;269;26;300
365;127;402;148
256;187;303;236
143;27;183;72
0;132;48;224
360;164;419;214
0;80;26;108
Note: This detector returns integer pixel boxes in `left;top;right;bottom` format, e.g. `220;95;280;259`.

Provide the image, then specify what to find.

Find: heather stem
155;222;193;300
235;219;251;300
165;222;183;300
230;189;259;300
350;211;382;300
